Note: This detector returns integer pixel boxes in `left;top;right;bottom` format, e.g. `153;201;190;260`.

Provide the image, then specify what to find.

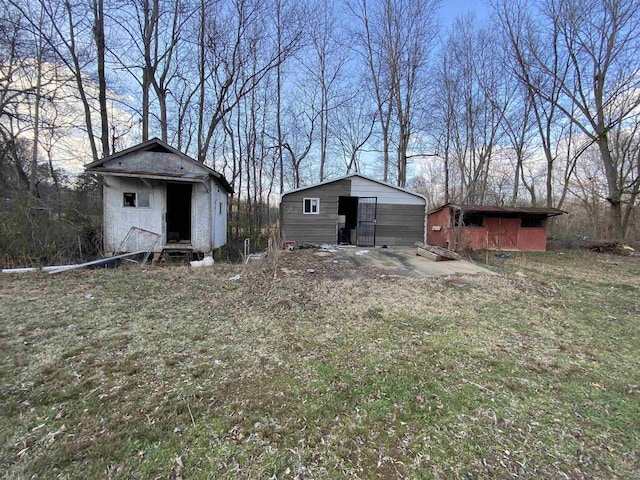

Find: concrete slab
330;246;494;277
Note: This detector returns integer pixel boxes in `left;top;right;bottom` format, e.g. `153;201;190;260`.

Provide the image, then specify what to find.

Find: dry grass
1;250;639;479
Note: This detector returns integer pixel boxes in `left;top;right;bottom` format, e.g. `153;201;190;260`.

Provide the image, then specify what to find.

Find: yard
1;249;639;478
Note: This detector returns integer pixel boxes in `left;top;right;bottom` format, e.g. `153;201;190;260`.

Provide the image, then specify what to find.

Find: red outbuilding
427;204;565;252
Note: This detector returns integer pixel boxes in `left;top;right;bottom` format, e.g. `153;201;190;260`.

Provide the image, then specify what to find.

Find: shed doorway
166;183;192;244
337;196;377;246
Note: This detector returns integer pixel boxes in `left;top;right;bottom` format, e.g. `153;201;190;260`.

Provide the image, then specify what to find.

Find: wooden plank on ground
429;245;459;260
416;246;443;261
415;242;459;261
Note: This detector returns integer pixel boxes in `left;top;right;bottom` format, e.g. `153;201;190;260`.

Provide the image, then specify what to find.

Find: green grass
1;250;639;478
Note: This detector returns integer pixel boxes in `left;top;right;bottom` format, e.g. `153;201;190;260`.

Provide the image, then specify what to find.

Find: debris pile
582;241;638;256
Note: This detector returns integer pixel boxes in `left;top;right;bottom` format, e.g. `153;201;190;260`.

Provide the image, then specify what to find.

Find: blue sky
440;0;490;26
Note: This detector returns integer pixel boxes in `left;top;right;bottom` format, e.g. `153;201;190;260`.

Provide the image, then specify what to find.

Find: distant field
1;250;639;479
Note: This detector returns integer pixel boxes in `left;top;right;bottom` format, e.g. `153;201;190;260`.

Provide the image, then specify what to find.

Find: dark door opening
338;196;358;244
166;183;192;243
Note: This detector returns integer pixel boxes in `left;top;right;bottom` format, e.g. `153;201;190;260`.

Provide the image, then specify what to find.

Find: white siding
350;176;425;205
211;185;228;249
103;177;164;252
192;182;212;251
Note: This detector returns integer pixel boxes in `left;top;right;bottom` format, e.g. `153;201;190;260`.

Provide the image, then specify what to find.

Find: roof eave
280;173;427;202
86;169;207;183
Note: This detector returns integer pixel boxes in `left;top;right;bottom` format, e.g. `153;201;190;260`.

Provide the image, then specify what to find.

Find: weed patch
1;252;639;478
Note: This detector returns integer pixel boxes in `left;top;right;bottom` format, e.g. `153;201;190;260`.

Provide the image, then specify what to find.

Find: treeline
0;139;102;266
1;0;639;257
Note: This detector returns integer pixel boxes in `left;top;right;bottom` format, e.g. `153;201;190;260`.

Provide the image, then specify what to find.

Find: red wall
427;208;456;249
427;209;549;251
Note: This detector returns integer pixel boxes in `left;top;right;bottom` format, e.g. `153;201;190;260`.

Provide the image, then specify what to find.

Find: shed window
123;192;150;208
138;192;150;208
521;217;545;228
303;198;319;214
455;213;483;227
123;192;136;207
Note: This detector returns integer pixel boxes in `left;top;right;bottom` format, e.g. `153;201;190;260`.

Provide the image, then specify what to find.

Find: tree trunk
92;0;109;157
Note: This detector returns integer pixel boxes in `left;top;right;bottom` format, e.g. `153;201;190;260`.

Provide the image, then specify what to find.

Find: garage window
303;198;319;214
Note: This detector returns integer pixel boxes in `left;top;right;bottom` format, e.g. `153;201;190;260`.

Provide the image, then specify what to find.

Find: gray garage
280;173;427;247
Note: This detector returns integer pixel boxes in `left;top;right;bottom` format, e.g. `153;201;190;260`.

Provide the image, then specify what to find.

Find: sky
439;0;490;27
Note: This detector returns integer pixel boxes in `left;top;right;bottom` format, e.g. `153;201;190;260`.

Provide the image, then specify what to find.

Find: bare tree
438;15;509;204
349;0;394;182
196;0;301;163
332;90;376;174
349;0;439;187
300;0;350;181
497;0;640;238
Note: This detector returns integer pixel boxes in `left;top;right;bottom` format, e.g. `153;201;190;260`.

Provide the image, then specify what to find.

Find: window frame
303;197;320;215
123;192;137;207
122;191;151;209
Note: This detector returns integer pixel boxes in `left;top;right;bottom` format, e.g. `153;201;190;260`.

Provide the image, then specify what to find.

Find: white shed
85;138;233;255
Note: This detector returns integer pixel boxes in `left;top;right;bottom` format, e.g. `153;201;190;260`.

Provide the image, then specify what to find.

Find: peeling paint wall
103;177;224;253
427;207;551;251
103;177;164;252
191;182;211;251
100;149;230;252
211;186;228;249
102;151;196;173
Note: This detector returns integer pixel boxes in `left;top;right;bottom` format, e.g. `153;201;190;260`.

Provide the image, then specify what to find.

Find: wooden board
416;246;443;261
429;245;459;260
416;242;459;260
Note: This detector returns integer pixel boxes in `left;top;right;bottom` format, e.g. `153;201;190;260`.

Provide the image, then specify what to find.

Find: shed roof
85;137;233;193
429;203;566;217
281;173;427;202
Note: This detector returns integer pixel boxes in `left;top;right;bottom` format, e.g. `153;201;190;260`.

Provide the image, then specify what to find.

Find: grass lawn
1;249;639;479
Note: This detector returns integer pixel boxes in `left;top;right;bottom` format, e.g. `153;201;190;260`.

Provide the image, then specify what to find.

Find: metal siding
350;176;424;205
281;180;350;244
281;178;427;246
371;204;425;246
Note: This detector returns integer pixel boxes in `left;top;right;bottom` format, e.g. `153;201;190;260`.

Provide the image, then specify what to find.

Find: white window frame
123;191;151;208
303;197;320;214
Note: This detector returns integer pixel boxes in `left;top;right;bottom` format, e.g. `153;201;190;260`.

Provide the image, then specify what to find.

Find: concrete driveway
317;246;494;277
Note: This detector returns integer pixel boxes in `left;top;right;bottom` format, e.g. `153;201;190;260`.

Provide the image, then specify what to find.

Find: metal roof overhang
460;206;565;217
87;168;208;183
429;203;566;217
